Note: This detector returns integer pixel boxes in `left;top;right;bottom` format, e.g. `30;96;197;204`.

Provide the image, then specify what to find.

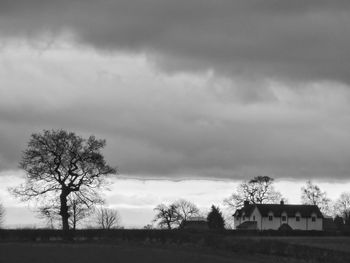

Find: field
0;242;307;263
256;236;350;252
1;231;350;263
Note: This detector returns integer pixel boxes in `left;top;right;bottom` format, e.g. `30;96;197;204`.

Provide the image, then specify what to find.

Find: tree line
0;129;350;232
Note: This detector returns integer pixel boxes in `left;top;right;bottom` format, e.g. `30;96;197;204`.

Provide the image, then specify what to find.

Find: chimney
244;200;249;207
280;200;285;205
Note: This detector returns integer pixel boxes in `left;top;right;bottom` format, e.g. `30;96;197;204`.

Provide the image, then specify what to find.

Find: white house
233;201;323;231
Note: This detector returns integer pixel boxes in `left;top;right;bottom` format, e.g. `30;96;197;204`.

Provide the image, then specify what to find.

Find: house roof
187;216;207;222
234;203;323;218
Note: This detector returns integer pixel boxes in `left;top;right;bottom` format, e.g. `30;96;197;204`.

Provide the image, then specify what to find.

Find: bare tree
173;199;200;225
96;207;120;229
334;192;350;225
301;180;330;215
38;192;103;229
153;200;200;229
0;202;5;228
37;201;61;229
10;130;117;236
224;176;282;210
153;203;179;229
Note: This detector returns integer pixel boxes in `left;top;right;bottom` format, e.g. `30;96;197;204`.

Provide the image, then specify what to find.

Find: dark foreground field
0;242;306;263
1;230;350;263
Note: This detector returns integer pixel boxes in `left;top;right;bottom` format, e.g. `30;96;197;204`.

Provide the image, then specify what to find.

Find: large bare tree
224;176;282;210
11;130;116;236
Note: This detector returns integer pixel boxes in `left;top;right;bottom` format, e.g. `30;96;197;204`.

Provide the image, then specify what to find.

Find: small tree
153;203;179;229
207;205;225;230
37;203;61;229
0;202;5;227
334;192;350;225
11;129;117;236
334;215;344;230
301;180;330;215
96;207;120;229
224;176;282;210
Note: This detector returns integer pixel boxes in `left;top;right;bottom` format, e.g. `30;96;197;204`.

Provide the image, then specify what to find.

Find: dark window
253;216;255;221
282;216;287;222
268;215;273;221
296;216;300;222
312;216;316;222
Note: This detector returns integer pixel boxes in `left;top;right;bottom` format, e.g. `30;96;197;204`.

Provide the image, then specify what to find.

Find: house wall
234;207;262;229
260;216;321;230
288;217;308;230
306;213;323;230
261;216;280;230
249;207;262;230
235;210;323;231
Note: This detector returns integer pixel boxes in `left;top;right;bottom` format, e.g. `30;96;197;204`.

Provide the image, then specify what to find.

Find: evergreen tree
207;205;225;230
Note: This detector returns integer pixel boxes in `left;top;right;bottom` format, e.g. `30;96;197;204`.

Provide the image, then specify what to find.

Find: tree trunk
72;202;77;230
60;189;70;238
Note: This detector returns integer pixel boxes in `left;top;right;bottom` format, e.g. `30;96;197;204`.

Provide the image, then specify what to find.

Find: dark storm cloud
1;0;350;83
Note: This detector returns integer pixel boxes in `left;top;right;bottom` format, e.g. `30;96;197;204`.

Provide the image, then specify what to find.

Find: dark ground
0;242;306;263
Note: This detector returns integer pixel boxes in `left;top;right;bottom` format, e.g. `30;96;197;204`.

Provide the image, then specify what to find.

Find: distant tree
10;130;117;236
224;176;282;210
96;207;120;229
173;199;200;225
153;203;179;229
207;205;225;230
301;181;330;215
0;201;5;227
37;202;61;229
334;192;350;225
334;215;344;230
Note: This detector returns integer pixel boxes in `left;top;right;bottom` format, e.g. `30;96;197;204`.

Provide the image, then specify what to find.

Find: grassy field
233;236;350;252
0;242;306;263
269;236;350;252
1;231;350;263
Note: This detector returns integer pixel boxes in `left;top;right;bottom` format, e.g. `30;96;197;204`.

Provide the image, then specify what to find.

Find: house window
311;216;316;222
268;215;273;221
253;216;256;221
282;216;287;222
296;216;300;222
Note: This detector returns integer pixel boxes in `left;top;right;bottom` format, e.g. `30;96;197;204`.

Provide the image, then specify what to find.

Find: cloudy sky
1;0;350;228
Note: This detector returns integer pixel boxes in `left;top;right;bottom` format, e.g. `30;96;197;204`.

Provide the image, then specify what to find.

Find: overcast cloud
1;0;350;83
0;1;350;181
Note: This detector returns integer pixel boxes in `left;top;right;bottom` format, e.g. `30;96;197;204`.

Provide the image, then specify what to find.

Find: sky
0;0;350;228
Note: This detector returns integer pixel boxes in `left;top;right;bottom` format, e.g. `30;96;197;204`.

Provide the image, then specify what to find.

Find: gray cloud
1;47;350;180
1;1;350;181
1;0;350;83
